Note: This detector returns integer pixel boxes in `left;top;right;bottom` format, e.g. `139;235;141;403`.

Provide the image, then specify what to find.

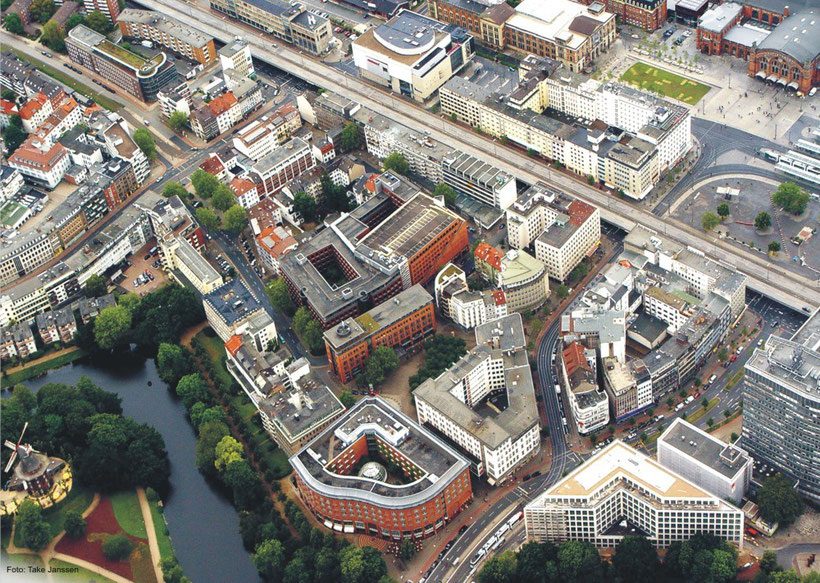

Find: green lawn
109;490;147;539
148;501;174;563
3;348;87;386
620;62;710;104
46;559;117;583
41;483;95;538
3;47;123;111
0;201;29;228
686;398;719;424
196;330;236;391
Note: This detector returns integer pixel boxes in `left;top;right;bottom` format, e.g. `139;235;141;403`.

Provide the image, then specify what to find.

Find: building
474;244;549;312
748;8;820;94
226;336;345;453
0;166;24;204
203;278;277;347
414;314;540;484
352;9;474;102
35;306;77;344
603;0;666;30
170;237;224;294
524;440;744;548
503;0;616;72
441;151;516;210
210;0;332;55
324;285;435;383
219;39;255;79
117;9;217;65
560;340;609;434
157;81;192;119
76;293;116;324
743;315;820;503
280;172;468;328
506;181;601;281
7;140;70;190
255;225;297;275
99;117;150;185
253;137;316;197
658;418;753;505
47;1;80;30
696;2;744;56
7;0;34;26
83;0;119;22
233;118;280;161
602;355;653;421
66;25;177;102
672;0;709;26
434;263;507;330
0;322;37;361
290;396;473;539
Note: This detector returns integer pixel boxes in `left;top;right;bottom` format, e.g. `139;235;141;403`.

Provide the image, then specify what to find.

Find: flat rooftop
289;397;470;507
658;418;752;480
698;2;741;33
203;278;263;326
746;334;820;403
118;9;214;48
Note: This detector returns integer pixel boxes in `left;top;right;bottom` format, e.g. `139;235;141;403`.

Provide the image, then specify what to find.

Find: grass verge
3;47;123;111
109;490;148;539
3;348;87;386
686;398;719;425
148;501;174;563
196;331;236;391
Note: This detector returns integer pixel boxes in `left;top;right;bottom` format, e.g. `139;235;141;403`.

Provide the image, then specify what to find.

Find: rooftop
118;9;214;48
290;397;470;507
658;418;752;480
506;0;613;50
746;334;820;403
698;2;742;33
203;278;264;326
758;8;820;65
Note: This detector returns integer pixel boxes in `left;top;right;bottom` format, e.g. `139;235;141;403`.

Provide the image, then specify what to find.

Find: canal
17;354;259;583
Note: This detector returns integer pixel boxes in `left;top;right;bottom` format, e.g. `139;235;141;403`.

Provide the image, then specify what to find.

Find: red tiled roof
199;155;224;175
474;242;503;271
208;92;238;116
225;334;243;356
568;199;595;227
491;290;506;306
18;99;43;120
257;226;297;258
562;341;590;376
0;99;18;115
230;177;256;197
9;139;67;169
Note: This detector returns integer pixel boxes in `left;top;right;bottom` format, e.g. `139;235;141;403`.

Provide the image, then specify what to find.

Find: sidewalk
137;487;164;583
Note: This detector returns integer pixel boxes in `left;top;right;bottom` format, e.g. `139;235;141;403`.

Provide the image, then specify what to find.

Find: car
459;525;469;535
144;253;152;260
63;63;71;68
531;470;541;478
730;354;738;362
630;34;640;39
335;26;342;32
445;541;454;551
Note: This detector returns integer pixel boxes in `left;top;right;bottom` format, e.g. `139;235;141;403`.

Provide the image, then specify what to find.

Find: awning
756;70;767;79
776;77;787;86
788;81;799;90
767;73;779;82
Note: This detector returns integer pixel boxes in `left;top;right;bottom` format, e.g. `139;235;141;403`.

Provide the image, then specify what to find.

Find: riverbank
2;347;87;386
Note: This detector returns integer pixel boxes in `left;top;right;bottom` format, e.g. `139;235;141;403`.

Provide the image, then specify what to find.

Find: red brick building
748;8;820;94
289;397;473;540
324;285;435;383
601;0;667;31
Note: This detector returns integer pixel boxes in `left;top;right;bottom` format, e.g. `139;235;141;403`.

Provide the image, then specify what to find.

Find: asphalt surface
128;0;820;310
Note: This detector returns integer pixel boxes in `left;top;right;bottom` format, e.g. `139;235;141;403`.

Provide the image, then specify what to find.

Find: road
129;0;820;311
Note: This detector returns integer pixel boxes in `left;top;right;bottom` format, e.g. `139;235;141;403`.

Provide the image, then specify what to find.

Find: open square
620;62;711;104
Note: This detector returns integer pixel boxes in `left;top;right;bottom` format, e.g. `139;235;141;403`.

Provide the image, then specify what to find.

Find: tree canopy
83;273;108;297
293;192;317;223
612;536;660;583
434;182;457;206
40;20;66;53
409;335;467;389
2;114;26;154
191;169;220;199
168;111;189;132
320;171;353;216
758;473;803;525
755;211;772;230
292;307;324;354
4;13;25;35
156;343;194;387
175;373;210;411
133;128;157;162
363;345;399;386
716;203;730;219
15;500;51;551
383;152;409;175
211;184;235;211
266;278;296;316
772;182;809;215
701;212;719;231
93;305;132;350
196;207;221;230
163;181;188;199
224;205;248;235
339;122;360;152
84;10;112;34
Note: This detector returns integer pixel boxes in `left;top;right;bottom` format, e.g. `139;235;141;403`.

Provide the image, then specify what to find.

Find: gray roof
723;23;770;48
659;418;752;480
758;9;820;64
628;313;669;342
698;2;741;33
204;278;264;326
118;9;214;49
746;334;820;402
289;397;470;507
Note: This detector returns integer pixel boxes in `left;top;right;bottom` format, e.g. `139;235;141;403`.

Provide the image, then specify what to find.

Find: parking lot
117;241;169;295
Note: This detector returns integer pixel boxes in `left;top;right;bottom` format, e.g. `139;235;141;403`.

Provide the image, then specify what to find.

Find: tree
224;205;248;235
191;169;220;199
364;345;399;386
189;403;226;430
434;182;456;206
478;551;517;583
755;211;772;231
196;207;221;230
760;550;782;575
293;191;317;223
302;320;324;355
702;397;709;409
214;435;244;473
339;391;355;408
718;347;728;362
555;284;570;300
708;549;737;583
31;0;55;23
40;20;65;53
133;128;157;162
84;10;111;34
156;343;193;387
292;307;314;336
2;115;26;154
768;241;781;254
266;278;295;316
175;373;210;411
717;203;730;219
15;500;51;551
613;536;660;583
163;181;187;199
383;152;409;175
211;184;235;211
195;419;230;476
254;539;286;581
3;13;24;35
63;510;86;539
772;182;809;215
1;89;16;101
409;335;467;389
102;533;133;561
758;473;803;525
65;13;83;31
557;540;604;583
568;262;589;282
167;111;189;132
94;305;132;350
339;546;386;583
224;459;263;509
701;212;719;231
399;539;416;561
83;274;108;297
339;122;360;152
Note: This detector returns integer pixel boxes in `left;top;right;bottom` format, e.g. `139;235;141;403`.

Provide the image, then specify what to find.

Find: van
675;403;684;412
685;395;694;404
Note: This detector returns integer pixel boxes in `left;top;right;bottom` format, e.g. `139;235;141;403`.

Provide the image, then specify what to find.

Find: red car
730;354;738;362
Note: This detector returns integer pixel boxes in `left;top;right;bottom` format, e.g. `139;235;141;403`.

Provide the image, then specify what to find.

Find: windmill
3;422;63;497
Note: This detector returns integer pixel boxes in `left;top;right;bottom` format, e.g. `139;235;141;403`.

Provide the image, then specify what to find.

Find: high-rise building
83;0;120;23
